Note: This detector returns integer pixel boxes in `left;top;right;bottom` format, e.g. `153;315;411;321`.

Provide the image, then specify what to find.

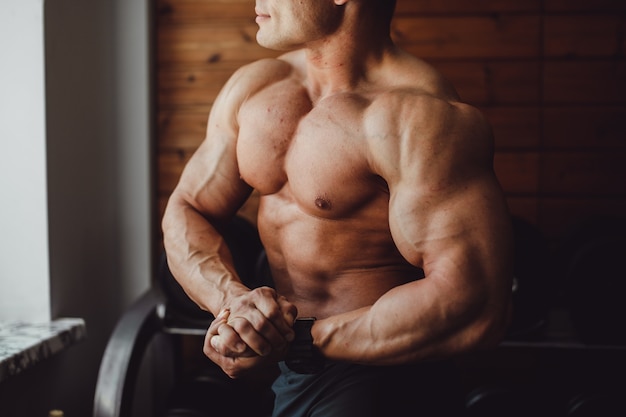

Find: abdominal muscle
256;192;421;319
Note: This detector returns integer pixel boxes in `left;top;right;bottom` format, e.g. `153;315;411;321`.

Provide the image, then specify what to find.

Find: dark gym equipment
462;215;626;417
558;216;626;346
93;216;275;417
506;216;558;340
464;384;541;417
566;389;626;417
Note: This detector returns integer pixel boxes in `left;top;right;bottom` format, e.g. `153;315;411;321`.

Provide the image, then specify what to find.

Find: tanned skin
162;0;514;379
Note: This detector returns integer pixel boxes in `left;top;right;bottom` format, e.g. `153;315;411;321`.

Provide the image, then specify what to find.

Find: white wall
0;0;153;415
0;0;51;322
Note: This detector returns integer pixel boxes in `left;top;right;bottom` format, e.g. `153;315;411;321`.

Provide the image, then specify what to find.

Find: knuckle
227;316;248;334
218;329;235;345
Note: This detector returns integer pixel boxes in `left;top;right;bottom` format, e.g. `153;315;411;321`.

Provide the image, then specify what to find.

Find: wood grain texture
155;0;626;241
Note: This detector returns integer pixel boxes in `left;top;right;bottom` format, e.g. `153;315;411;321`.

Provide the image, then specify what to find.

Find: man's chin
256;34;299;52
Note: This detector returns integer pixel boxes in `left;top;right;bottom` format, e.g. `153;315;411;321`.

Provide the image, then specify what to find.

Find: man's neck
300;22;395;101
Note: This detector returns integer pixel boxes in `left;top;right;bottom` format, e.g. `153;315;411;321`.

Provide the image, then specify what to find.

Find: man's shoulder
366;57;459;122
382;53;459;100
228;53;300;93
370;84;485;137
365;60;492;168
213;54;300;114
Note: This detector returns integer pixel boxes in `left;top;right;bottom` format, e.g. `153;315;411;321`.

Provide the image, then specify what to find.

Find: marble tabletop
0;318;86;383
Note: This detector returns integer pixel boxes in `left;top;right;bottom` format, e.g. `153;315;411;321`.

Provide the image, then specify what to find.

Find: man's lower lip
256;15;270;23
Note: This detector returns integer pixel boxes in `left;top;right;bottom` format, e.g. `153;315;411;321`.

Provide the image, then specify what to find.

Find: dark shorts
271;360;464;417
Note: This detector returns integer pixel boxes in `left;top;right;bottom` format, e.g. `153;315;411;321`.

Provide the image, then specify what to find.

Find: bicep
170;78;253;222
173;132;252;222
377;98;511;282
388;171;514;325
351;176;514;362
361;97;514;355
390;174;512;274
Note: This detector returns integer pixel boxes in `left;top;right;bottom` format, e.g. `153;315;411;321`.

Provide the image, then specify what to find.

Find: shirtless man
162;0;513;415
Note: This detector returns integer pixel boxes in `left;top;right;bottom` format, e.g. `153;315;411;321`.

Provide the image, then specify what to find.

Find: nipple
315;197;332;210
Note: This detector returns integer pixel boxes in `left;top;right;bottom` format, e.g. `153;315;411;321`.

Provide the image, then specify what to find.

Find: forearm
162;196;248;315
312;278;510;366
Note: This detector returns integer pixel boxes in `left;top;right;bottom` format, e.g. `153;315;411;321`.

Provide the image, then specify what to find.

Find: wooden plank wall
156;0;626;247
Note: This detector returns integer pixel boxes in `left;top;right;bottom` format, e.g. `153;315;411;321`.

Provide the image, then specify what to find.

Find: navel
315;197;333;211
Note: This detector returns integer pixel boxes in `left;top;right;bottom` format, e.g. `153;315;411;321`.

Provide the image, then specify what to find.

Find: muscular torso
164;44;511;367
235;55;437;318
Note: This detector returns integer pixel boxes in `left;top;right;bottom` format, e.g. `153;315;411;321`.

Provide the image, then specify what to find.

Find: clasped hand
203;286;297;378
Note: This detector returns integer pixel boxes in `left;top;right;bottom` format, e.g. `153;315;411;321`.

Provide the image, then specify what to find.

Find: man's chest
236;88;383;217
